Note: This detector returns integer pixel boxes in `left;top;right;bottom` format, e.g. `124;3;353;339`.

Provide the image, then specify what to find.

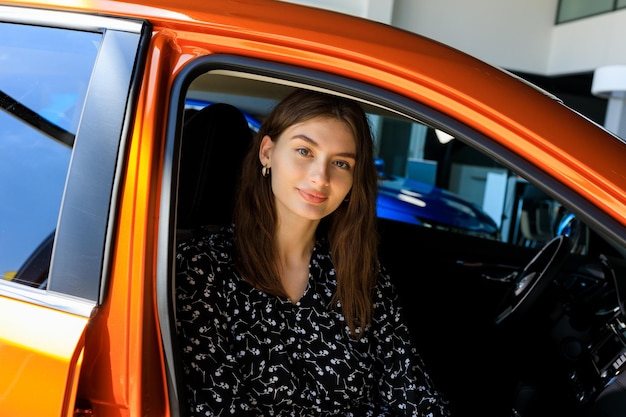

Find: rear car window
0;22;100;287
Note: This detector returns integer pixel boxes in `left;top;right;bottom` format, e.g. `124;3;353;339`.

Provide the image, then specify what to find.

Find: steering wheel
495;235;573;325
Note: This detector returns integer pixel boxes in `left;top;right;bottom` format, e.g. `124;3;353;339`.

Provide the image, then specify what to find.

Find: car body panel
0;292;87;417
1;1;626;417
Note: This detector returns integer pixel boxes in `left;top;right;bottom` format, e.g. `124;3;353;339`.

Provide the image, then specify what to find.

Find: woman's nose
310;160;330;186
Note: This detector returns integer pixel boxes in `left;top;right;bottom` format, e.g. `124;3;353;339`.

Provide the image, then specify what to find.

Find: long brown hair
233;88;379;338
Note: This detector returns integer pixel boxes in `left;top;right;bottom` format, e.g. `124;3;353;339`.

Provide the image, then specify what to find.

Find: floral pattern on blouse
175;227;450;417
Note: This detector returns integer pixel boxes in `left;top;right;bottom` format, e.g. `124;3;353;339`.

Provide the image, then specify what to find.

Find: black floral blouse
175;227;450;417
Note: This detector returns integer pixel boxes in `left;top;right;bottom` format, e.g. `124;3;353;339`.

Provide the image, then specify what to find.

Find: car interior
164;61;626;417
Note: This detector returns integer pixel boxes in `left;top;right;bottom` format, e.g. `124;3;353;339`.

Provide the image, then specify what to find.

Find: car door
0;7;147;417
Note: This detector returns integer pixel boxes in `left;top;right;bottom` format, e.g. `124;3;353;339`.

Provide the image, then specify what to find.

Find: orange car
1;1;625;416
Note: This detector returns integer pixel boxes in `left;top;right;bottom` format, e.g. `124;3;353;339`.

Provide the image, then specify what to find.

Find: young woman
175;89;451;416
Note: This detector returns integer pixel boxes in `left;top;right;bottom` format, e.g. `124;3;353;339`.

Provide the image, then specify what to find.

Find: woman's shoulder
176;225;235;262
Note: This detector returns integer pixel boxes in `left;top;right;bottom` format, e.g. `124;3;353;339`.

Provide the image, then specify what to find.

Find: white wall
550;8;626;75
391;0;557;74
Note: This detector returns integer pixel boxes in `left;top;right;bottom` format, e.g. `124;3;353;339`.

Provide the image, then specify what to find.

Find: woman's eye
296;148;311;157
334;160;351;170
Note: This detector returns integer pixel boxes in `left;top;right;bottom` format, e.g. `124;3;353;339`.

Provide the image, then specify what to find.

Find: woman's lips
299;188;328;204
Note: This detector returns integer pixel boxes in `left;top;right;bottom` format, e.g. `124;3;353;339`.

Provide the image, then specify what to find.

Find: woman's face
259;115;356;222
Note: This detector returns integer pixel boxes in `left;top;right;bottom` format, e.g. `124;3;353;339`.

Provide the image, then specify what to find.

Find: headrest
177;103;253;231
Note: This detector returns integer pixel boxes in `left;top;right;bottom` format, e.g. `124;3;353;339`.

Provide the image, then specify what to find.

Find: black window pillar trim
49;21;148;303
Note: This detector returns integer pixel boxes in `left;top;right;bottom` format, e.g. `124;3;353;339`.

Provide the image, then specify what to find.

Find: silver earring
262;165;270;177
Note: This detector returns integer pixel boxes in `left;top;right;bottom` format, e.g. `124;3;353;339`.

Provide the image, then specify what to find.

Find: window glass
365;114;503;241
0;23;100;287
556;0;614;23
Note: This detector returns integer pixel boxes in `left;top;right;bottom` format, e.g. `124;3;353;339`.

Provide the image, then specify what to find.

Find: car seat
518;184;557;247
176;102;253;241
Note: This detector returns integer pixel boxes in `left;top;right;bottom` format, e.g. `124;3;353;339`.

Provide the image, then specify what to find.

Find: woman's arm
373;269;452;417
175;237;242;417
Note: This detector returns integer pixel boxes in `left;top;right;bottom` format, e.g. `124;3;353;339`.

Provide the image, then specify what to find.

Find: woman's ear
259;135;273;166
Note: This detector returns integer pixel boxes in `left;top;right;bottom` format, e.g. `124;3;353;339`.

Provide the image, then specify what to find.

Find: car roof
4;0;625;226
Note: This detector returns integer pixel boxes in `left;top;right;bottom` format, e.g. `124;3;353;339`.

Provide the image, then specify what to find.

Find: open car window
175;64;599;253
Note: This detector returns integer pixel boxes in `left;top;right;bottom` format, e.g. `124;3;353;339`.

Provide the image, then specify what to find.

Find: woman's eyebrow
292;134;357;159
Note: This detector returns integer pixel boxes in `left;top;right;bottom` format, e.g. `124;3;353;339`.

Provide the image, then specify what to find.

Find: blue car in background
374;158;500;239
